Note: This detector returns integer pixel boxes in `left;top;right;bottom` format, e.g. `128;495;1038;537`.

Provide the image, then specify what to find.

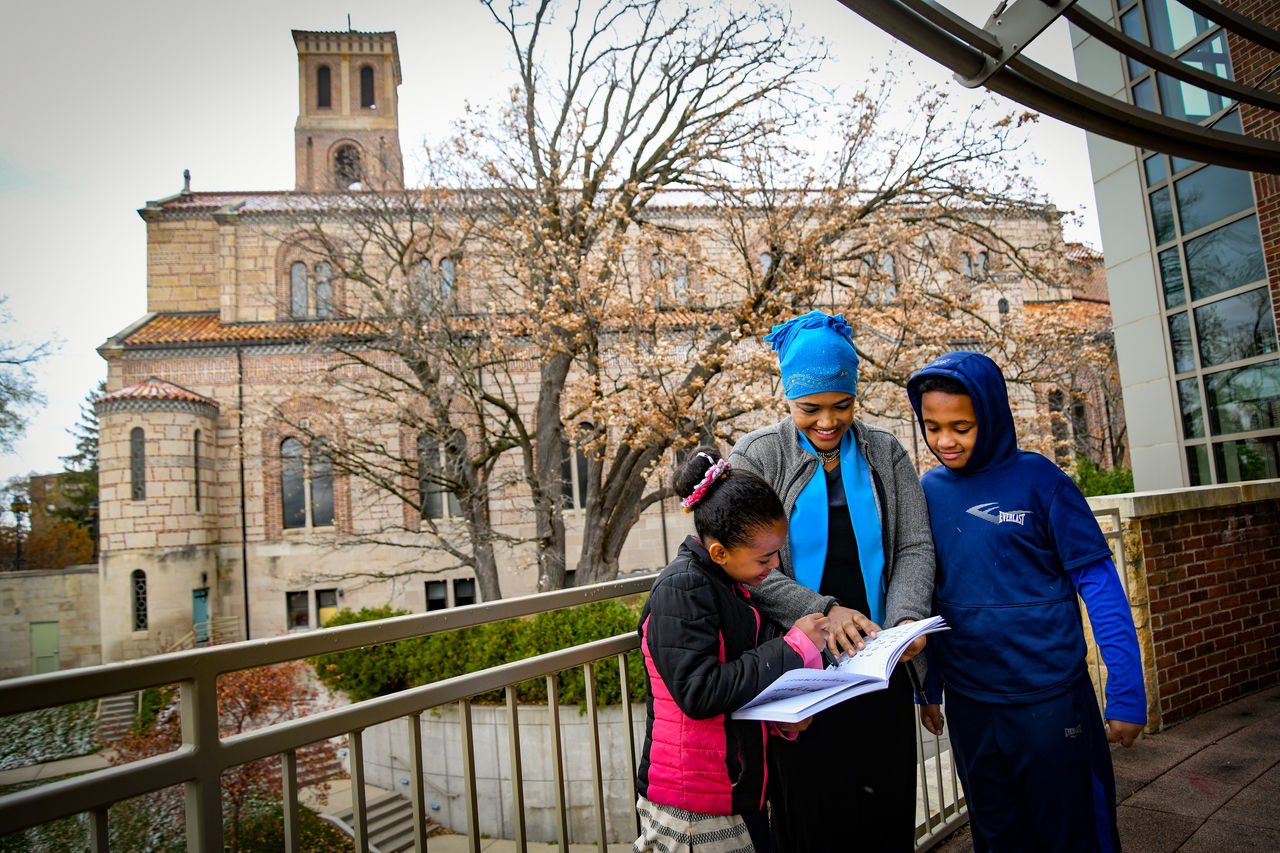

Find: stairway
329;791;441;853
97;693;138;742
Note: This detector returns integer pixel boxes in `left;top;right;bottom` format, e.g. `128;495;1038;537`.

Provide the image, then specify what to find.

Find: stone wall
1090;479;1280;728
0;566;100;678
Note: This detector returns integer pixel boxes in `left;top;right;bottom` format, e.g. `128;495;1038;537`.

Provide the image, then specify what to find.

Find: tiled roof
122;313;377;346
97;376;219;408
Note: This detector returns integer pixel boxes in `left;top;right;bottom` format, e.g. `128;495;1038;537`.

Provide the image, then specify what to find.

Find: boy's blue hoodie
907;353;1145;722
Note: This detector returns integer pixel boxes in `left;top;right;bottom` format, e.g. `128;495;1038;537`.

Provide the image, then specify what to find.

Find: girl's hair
914;374;969;397
673;445;786;551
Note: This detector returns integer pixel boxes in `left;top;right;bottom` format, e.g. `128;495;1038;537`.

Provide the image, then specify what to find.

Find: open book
732;616;948;723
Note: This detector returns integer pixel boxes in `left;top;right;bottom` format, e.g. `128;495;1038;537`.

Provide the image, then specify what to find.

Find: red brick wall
1141;497;1280;725
1223;0;1280;329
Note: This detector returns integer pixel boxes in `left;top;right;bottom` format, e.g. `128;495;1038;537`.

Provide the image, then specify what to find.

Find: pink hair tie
682;458;731;512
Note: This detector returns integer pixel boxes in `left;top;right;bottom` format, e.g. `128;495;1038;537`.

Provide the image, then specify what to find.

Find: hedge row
308;599;648;706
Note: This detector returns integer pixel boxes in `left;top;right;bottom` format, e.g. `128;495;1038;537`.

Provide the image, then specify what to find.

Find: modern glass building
1071;0;1279;488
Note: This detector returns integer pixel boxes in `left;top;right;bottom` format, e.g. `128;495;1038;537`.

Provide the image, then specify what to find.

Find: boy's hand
826;606;880;657
1107;719;1143;748
921;704;945;736
792;613;829;650
776;716;814;733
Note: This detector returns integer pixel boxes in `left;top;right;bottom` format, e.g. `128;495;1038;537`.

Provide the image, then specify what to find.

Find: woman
728;310;936;852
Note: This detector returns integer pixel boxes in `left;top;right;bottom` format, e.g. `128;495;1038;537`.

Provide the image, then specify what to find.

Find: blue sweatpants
946;675;1121;853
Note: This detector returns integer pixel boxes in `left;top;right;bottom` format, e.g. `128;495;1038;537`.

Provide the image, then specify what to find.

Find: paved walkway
934;685;1280;852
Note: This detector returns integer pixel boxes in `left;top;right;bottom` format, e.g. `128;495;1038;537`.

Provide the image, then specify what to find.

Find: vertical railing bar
617;652;639;838
282;748;300;853
460;700;481;853
349;728;369;853
88;807;109;852
914;706;934;834
179;673;223;853
584;663;607;852
931;729;946;830
948;726;961;806
505;687;527;851
408;712;430;852
546;674;570;849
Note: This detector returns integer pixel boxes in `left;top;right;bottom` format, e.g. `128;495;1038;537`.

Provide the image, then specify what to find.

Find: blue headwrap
764;310;860;399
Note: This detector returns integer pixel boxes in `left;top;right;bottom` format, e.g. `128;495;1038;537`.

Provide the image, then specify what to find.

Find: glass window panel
426;580;448;611
1169;311;1195;374
1175;165;1255;235
1144;155;1167;186
1185;215;1267;301
1120;7;1146;44
1149;187;1176;245
310;440;334;527
1205;361;1280;436
193;429;201;511
1194;287;1278;368
290;261;308;318
130;427;146;501
440;257;456;302
315;262;333;319
287;591;309;629
281;437;306;529
360;65;375;109
1127;58;1150;80
1145;0;1214;55
1169;156;1197;175
1180;31;1231;82
1212;110;1242;134
1185;444;1211;486
1213;436;1280;483
454;578;476;607
1156;72;1232;123
1132;77;1156;112
1178;378;1204;438
317;65;332;109
1159;247;1185;309
316;588;339;626
1132;78;1158;113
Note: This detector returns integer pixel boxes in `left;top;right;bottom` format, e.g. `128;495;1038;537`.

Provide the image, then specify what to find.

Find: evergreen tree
52;380;104;530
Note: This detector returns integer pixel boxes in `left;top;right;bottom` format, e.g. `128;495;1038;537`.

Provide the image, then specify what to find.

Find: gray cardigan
729;417;936;631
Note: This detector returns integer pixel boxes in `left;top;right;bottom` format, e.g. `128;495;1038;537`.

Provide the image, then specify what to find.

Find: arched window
561;424;592;510
315;261;333;319
760;252;774;277
281;437;334;529
998;297;1011;320
360;65;375;108
281;437;306;529
439;257;456;303
193;429;202;511
418;434;460;519
317;65;332;109
961;252;974;278
290;261;309;318
334;144;362;189
310;439;334;527
131;570;148;631
130;427;146;501
976;251;988;277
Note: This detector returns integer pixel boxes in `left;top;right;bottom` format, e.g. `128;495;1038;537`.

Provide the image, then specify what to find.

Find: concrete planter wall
361;702;647;843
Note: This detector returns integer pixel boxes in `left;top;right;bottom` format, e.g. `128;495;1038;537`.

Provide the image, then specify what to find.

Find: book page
832;616;947;681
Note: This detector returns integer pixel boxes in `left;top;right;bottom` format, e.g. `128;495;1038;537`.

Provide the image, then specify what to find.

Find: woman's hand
921;704;945;736
826;605;880;657
896;619;926;663
793;613;829;650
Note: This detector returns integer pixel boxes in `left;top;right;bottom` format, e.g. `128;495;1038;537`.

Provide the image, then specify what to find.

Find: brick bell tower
292;28;404;192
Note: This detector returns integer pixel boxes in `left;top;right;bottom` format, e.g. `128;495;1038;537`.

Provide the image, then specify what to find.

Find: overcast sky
0;0;1099;486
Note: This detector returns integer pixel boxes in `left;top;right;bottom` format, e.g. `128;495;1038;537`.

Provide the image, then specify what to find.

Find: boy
906;351;1145;853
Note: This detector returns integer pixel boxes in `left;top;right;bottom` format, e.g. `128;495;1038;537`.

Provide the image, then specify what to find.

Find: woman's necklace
816;448;840;466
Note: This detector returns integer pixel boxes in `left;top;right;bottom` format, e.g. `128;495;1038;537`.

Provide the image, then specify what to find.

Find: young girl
634;446;828;853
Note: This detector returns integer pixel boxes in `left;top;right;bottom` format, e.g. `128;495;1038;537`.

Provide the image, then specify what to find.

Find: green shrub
310;600;647;706
1071;455;1134;497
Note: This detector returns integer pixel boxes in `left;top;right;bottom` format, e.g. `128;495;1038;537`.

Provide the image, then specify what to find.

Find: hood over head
907;351;1017;475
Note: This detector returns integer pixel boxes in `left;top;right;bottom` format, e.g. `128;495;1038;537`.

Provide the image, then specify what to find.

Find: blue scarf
788;427;887;625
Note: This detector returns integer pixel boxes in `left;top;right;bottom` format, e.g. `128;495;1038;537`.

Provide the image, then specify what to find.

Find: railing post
349;728;369;852
505;687;527;850
583;664;607;851
179;674;224;852
460;700;481;853
546;675;570;848
618;652;639;839
408;712;431;852
282;749;300;853
88;807;109;852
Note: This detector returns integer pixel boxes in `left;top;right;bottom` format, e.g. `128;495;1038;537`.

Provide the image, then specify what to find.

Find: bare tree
0;297;56;453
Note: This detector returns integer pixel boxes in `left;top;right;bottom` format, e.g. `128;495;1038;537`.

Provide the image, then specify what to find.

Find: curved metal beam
835;0;1280;173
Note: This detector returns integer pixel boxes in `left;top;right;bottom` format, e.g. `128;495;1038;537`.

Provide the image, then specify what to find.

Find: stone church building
91;28;1119;665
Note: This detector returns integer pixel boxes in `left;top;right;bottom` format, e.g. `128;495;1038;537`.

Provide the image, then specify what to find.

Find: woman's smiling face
787;391;855;452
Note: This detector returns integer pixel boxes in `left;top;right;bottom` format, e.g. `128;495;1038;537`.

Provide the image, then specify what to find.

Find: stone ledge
1088;478;1280;519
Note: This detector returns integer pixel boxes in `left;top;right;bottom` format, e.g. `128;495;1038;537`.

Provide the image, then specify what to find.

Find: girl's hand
793;613;829;649
921;704;945;736
826;605;880;657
